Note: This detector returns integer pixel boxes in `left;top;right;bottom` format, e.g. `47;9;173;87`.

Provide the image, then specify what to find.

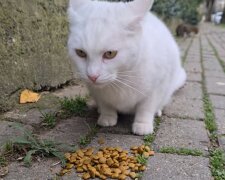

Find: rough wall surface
0;0;73;112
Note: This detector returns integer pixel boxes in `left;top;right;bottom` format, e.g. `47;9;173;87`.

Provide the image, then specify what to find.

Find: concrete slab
164;98;204;120
41;117;96;145
214;109;225;135
210;95;225;110
143;153;212;180
205;77;225;96
153;118;209;153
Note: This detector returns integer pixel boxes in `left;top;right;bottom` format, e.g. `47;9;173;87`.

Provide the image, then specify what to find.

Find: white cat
68;0;186;135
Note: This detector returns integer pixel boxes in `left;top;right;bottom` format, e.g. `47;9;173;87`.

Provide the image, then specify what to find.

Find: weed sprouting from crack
60;96;88;117
40;111;57;128
144;117;161;146
0;124;76;167
136;154;148;165
159;147;203;156
210;148;225;180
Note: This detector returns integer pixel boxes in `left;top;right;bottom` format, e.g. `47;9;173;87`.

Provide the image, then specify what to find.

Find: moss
0;0;73;112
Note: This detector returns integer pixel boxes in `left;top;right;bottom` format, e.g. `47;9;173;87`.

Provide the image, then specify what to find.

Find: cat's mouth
87;79;115;88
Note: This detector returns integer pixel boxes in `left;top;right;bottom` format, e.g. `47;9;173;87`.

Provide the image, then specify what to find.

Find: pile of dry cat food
60;145;154;179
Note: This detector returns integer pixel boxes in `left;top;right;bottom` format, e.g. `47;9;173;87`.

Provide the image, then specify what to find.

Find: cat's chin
88;82;110;89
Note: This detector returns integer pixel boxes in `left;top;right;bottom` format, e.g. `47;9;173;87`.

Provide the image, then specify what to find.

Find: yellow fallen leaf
20;89;41;104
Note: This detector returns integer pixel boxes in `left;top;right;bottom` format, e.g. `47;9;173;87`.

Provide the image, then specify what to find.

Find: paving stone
210;95;225;110
187;72;202;82
214;109;225;135
41;117;96;145
164;98;204;120
185;56;201;63
53;84;89;99
218;136;225;151
205;77;225;95
89;133;143;150
4;159;63;180
153;118;209;153
203;59;223;71
143;153;212;180
98;114;133;134
3;109;59;126
0;121;33;146
205;70;225;78
184;62;202;73
174;82;202;100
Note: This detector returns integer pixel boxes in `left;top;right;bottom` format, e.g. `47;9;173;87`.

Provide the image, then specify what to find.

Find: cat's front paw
132;122;153;135
97;114;117;127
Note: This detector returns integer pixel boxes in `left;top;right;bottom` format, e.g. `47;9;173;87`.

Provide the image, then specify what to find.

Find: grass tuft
40;111;57;128
203;96;217;133
60;96;88;117
0;155;6;167
79;125;99;147
210;149;225;180
159;147;203;156
136;154;148;165
143;117;161;146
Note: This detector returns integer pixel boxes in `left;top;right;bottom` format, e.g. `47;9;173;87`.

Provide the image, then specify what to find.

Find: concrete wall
0;0;73;112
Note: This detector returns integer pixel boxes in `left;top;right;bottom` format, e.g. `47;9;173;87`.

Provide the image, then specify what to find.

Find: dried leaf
20;89;40;104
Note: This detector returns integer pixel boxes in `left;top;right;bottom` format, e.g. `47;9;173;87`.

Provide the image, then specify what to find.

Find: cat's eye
103;51;117;60
75;49;87;58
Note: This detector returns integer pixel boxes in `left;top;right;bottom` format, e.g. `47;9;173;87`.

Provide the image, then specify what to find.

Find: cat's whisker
117;74;144;79
116;77;140;86
109;82;120;91
111;81;123;91
115;78;146;96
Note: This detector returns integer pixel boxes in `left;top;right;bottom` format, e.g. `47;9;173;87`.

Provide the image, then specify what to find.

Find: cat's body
68;0;186;135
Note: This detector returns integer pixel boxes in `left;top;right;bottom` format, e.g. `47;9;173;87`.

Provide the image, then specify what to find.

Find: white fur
68;0;186;135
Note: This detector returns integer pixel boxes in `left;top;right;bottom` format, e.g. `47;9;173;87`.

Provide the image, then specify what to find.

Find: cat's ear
129;0;154;15
125;0;154;33
69;0;89;11
68;0;89;26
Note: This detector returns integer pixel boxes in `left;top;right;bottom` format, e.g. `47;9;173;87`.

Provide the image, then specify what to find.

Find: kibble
60;145;154;179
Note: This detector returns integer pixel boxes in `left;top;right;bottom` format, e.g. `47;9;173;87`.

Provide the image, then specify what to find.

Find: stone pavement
1;23;225;179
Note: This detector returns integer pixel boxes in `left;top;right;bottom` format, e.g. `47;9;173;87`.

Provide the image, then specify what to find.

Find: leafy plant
1;124;73;167
152;0;203;25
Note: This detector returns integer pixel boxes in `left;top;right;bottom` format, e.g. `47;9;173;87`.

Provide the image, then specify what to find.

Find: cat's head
68;0;154;87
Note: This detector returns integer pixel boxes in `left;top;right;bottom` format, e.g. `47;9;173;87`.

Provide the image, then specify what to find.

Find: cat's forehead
73;9;122;51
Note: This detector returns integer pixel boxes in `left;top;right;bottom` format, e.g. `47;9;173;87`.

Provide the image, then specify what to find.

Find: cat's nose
88;74;99;83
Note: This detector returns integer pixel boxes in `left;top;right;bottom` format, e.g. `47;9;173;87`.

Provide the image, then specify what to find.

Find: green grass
203;96;217;133
40;111;57;128
79;136;90;146
143;134;155;146
210;149;225;180
135;172;143;179
79;125;98;147
159;147;203;156
143;117;161;146
1;124;76;167
136;154;148;165
200;37;225;180
60;96;88;117
0;155;6;167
